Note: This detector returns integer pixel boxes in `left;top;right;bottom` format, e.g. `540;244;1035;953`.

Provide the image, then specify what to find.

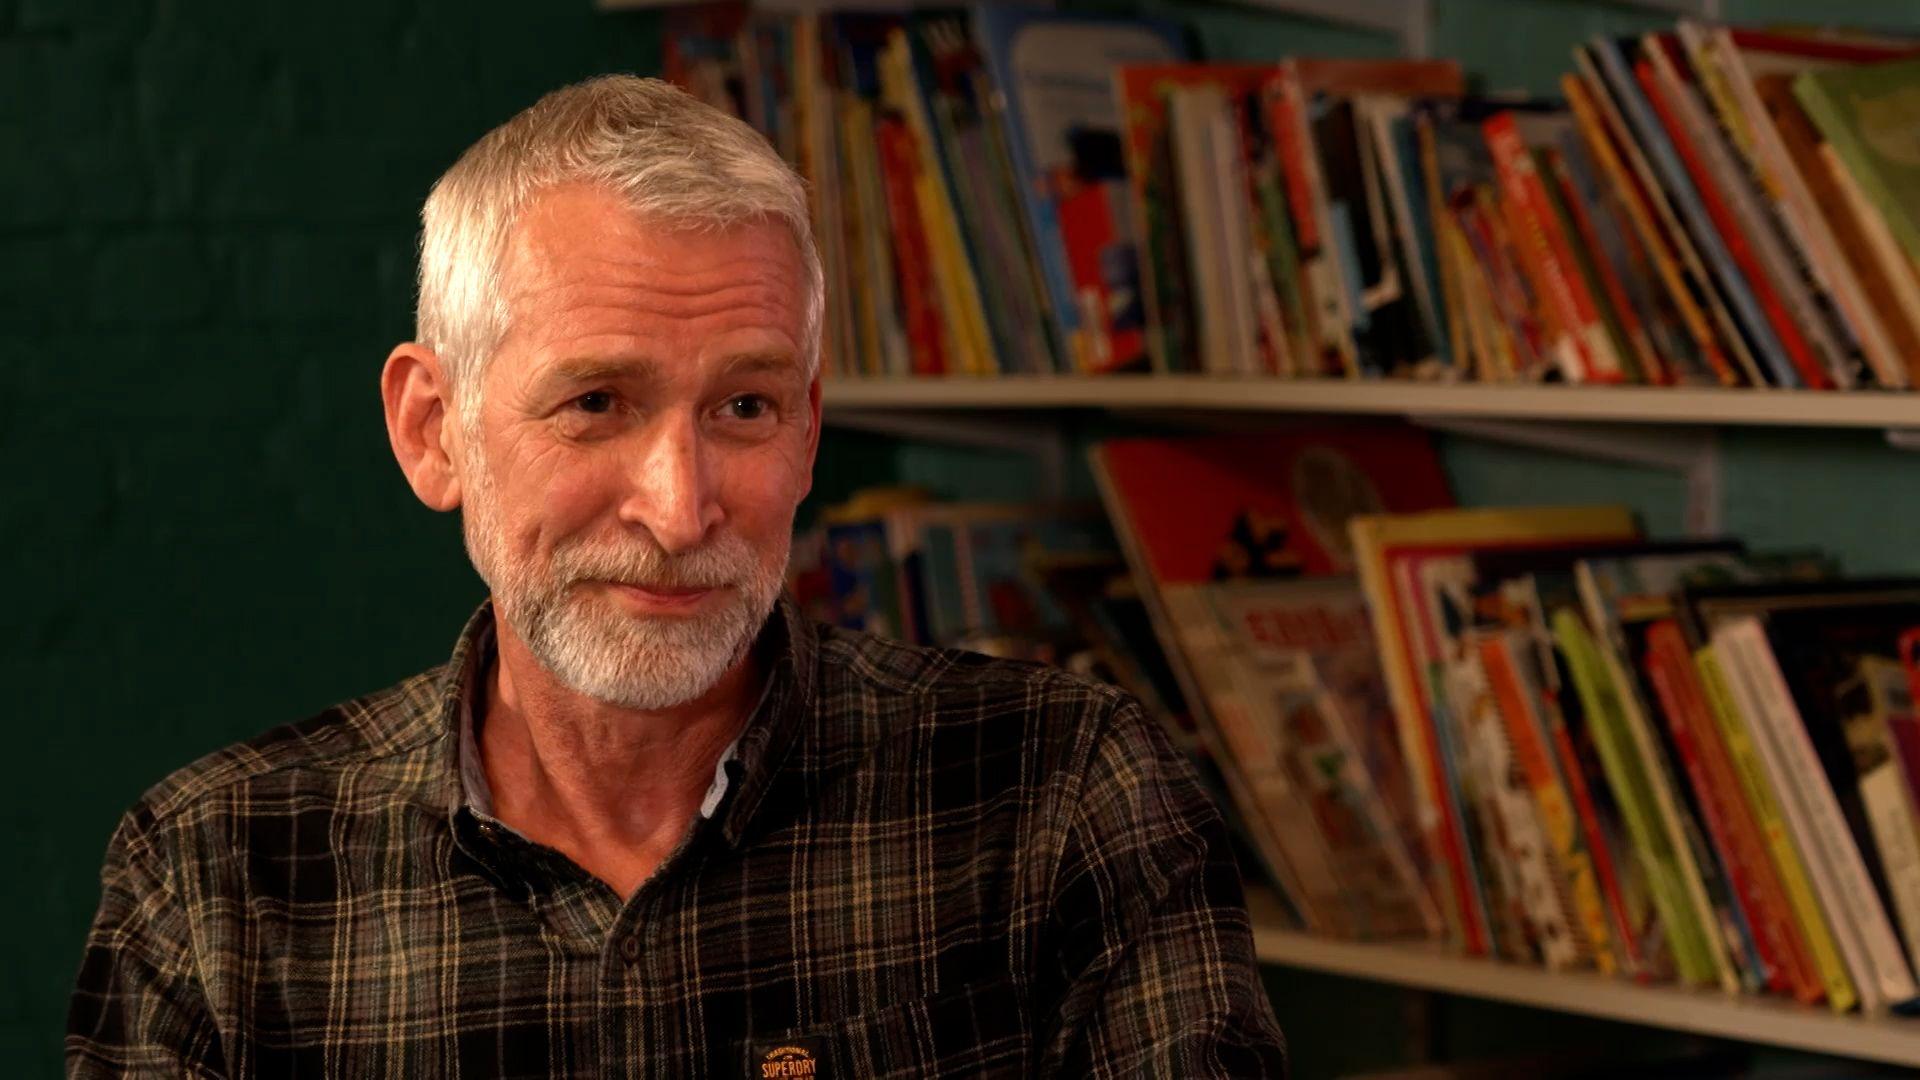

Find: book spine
1577;44;1766;388
1794;70;1920;270
1642;37;1847;390
880;32;997;375
1543;680;1646;975
1628;54;1810;389
1480;635;1617;972
1576;570;1743;994
1418;114;1475;377
1483;112;1621;383
973;67;1066;373
1350;522;1479;953
1713;31;1907;390
1207;97;1267;376
1643;623;1802;997
1820;140;1920;375
1459;192;1549;379
1755;72;1920;391
1116;70;1179;375
873;116;951;375
1169;88;1238;376
1554;609;1722;987
1449;645;1581;968
1268;67;1355;376
1543;147;1666;385
808;17;863;379
1860;758;1920;983
1718;619;1918;1009
1696;646;1857;1011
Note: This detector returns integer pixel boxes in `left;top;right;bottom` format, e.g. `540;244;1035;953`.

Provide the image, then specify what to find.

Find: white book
1862;759;1920;977
1715;618;1919;1011
1697;23;1909;390
1169;86;1237;375
1204;97;1264;375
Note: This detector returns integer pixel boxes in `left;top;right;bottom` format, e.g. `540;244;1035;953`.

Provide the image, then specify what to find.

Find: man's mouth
601;580;724;612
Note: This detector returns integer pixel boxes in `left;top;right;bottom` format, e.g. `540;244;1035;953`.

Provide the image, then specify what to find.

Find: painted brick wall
2;1;664;1067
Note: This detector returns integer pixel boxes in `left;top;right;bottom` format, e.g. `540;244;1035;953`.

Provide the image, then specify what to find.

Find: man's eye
725;395;770;420
575;391;615;414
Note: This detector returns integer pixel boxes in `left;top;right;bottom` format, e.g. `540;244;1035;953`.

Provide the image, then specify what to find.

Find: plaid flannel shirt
68;598;1287;1078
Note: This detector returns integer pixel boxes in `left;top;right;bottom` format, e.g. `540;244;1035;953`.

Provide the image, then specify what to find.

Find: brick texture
3;2;662;1071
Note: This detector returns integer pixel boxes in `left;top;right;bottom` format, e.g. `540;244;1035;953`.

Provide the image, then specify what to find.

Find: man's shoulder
816;622;1136;714
131;662;455;832
810;623;1165;778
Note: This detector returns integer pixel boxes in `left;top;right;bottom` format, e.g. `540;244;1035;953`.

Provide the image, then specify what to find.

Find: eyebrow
717;352;803;379
541;351;802;389
546;356;663;385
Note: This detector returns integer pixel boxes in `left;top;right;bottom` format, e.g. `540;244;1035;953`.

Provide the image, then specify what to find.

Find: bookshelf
823;376;1920;431
1245;887;1920;1069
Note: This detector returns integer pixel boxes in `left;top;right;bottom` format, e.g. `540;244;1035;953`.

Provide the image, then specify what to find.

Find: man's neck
477;617;761;899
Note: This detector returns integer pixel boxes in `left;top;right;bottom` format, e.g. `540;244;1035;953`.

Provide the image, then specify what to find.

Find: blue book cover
1586;37;1800;388
919;522;969;645
972;6;1186;373
1388;112;1451;368
963;516;1114;637
824;520;903;639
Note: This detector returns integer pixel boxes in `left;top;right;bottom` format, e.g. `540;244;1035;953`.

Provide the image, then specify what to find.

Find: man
68;76;1288;1077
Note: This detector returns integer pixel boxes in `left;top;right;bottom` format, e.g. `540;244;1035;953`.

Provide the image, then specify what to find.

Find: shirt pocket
739;975;1031;1080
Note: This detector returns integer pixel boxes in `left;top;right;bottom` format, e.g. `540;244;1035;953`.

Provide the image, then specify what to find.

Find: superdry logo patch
750;1036;825;1078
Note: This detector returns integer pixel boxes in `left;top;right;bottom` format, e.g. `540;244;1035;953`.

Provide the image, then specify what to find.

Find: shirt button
619;934;641;964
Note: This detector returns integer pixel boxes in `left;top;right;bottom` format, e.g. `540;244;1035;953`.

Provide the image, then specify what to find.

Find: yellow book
878;31;997;376
1696;647;1858;1012
1348;505;1640;954
839;96;914;378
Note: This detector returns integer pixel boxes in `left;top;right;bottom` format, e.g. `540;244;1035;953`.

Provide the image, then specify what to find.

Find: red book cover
1644;621;1817;1000
1457;194;1549;377
1483;112;1623;383
1479;634;1623;971
1264;68;1321;260
1634;48;1832;390
874;115;948;376
1095;427;1452;586
1727;28;1920;65
1545;698;1650;976
1545;147;1671;385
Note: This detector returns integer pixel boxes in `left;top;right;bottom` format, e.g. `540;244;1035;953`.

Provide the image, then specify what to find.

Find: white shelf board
1245;892;1920;1068
823;376;1920;430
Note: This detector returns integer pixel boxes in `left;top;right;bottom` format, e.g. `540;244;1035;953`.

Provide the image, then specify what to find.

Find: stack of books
667;7;1920;391
1090;423;1920;1017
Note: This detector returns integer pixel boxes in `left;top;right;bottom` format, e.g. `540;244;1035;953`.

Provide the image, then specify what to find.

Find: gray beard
459;449;788;710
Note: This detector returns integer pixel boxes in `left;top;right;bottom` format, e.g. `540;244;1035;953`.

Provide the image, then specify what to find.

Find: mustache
549;534;754;591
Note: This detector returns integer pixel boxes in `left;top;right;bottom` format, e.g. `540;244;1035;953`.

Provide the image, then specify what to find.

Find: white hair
417;74;824;422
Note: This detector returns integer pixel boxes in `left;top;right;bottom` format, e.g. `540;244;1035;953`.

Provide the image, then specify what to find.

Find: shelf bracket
826;408;1073;503
1418;416;1722;538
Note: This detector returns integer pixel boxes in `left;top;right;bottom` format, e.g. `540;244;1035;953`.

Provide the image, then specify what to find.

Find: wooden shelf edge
821;376;1920;429
1245;893;1920;1067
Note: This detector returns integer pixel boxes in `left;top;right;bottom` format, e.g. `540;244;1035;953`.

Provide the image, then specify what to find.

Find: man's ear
798;373;822;503
381;343;463;512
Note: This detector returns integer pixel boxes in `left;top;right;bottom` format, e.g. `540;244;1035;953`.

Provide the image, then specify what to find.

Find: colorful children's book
1347;506;1640;955
1093;427;1453;923
974;7;1187;374
1794;57;1920;269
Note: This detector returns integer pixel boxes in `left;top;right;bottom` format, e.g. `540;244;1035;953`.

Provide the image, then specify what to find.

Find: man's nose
619;411;722;554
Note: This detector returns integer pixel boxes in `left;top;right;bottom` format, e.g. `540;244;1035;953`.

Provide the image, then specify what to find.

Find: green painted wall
10;0;1920;1074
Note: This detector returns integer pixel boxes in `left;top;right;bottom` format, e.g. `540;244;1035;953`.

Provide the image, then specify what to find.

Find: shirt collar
434;595;819;848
